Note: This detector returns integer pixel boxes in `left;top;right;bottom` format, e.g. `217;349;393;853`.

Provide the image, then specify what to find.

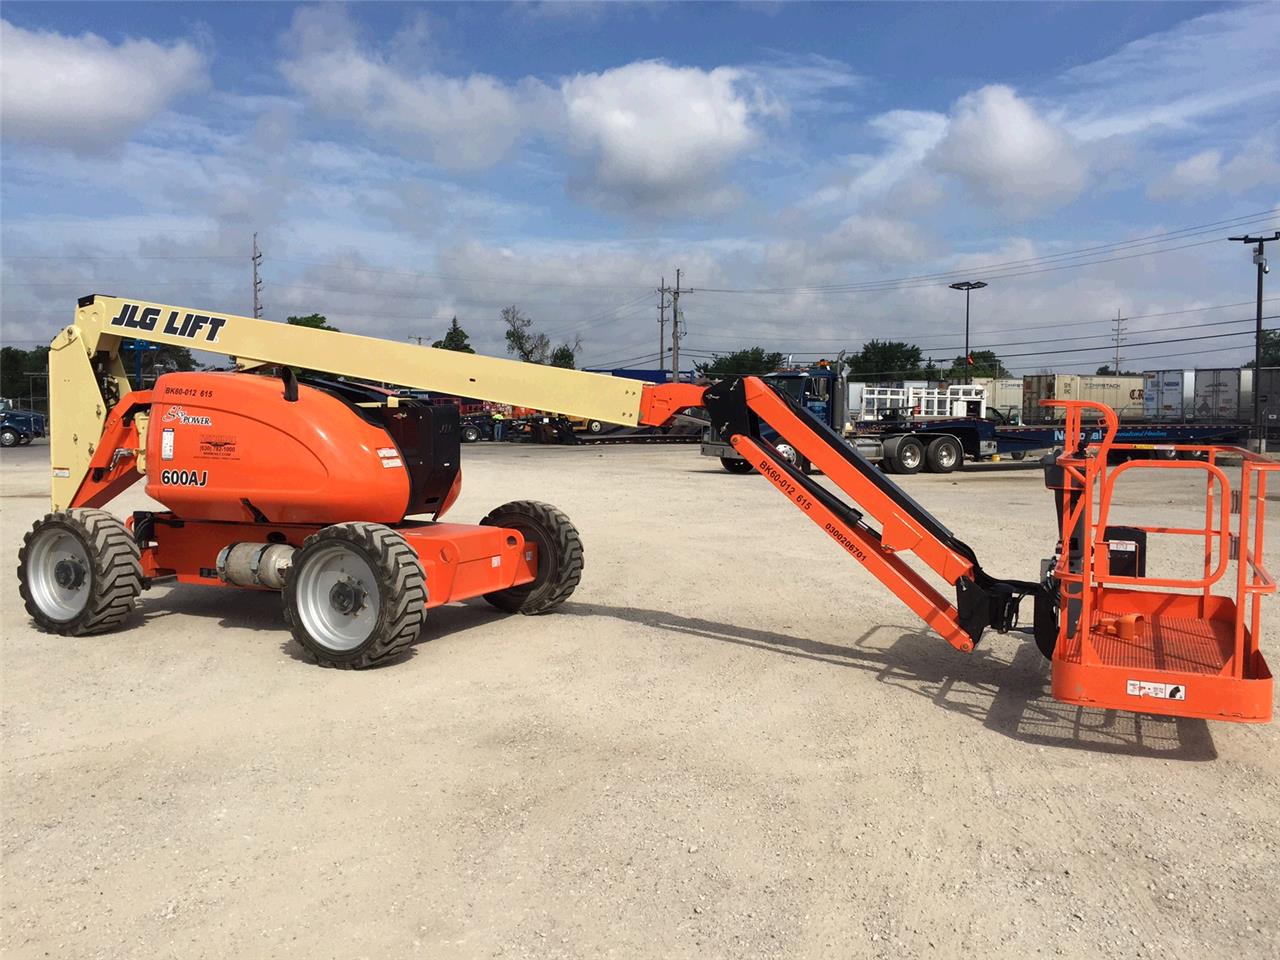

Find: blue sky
2;2;1277;372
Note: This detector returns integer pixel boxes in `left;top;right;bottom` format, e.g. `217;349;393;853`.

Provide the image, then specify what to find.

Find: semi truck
703;366;1247;474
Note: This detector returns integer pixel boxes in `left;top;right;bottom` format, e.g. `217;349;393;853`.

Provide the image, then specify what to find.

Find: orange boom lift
18;296;1276;723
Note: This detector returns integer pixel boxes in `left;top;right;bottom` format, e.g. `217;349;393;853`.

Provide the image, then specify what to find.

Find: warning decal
1126;680;1186;701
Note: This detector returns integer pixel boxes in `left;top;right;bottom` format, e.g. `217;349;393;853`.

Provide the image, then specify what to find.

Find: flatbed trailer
852;416;1248;474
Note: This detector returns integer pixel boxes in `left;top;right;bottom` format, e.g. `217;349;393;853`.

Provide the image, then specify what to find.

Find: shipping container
1142;369;1194;421
1023;374;1144;421
1192;368;1253;422
1258;367;1280;439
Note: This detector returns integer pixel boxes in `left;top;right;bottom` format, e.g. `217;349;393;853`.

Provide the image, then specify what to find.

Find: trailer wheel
891;437;924;475
587;420;604;434
720;456;754;474
18;509;143;635
480;501;583;615
284;522;425;669
926;437;962;474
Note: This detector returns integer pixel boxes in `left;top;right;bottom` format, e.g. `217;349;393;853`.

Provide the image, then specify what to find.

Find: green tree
502;305;550;363
845;340;925;381
694;347;785;378
432;316;475;353
1243;329;1280;367
1;346;50;400
550;342;578;369
286;313;339;332
944;349;1009;380
1095;364;1139;376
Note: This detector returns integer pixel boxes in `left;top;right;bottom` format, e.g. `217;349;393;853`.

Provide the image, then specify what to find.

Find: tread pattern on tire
480;500;583;615
283;522;426;669
18;508;143;635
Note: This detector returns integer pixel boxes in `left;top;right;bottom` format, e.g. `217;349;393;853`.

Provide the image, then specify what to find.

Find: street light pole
1228;231;1278;453
948;280;988;385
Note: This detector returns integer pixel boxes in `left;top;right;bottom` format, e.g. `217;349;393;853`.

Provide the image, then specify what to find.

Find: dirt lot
2;439;1277;959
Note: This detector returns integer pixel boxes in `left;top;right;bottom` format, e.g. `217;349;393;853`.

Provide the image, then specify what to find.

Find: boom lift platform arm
22;296;1276;721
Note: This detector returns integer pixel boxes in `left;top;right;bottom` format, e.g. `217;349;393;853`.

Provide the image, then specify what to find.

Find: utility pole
1228;230;1279;452
1112;310;1126;374
252;233;263;319
406;335;426;346
670;269;692;383
658;276;669;371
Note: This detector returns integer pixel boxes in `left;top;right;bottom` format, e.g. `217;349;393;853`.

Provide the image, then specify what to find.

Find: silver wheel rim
776;442;799;465
901;445;921;469
27;527;91;620
937;443;957;468
295;544;381;652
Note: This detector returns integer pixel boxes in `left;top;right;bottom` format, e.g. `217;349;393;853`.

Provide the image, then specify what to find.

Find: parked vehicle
1;409;47;447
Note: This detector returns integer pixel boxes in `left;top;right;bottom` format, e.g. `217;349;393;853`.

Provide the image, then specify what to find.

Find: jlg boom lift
18;296;1277;723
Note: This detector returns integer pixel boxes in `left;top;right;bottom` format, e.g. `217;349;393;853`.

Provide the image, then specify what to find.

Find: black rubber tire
18;509;143;635
587;420;604;434
892;437;925;475
0;429;18;448
721;456;754;474
926;436;962;474
283;522;426;669
480;501;583;614
461;425;481;443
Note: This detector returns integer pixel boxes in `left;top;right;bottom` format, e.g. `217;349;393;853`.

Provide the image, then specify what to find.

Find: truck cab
702;364;845;473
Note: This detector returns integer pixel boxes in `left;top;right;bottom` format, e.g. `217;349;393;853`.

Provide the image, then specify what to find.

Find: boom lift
18;296;1276;722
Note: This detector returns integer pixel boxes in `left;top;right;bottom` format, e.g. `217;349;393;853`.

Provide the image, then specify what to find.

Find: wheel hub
53;558;86;590
328;577;367;616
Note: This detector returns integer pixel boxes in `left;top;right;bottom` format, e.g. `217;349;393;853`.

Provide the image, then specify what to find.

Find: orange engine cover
147;372;411;524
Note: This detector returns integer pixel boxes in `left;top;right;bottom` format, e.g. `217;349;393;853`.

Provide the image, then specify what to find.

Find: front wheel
587;420;604;434
720;456;754;474
0;428;18;448
18;509;143;635
480;501;583;614
284;522;426;669
461;425;481;443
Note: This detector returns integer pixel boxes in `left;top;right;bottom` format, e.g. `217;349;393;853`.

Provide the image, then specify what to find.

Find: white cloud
1061;4;1280;141
561;60;768;215
280;6;557;171
806;109;947;210
0;20;207;152
1149;139;1280;201
930;85;1088;217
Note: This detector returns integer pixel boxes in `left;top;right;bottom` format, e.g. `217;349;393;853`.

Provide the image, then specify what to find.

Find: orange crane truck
17;295;1277;723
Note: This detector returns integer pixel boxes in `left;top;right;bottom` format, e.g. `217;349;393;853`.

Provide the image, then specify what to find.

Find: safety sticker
376;447;398;458
381;457;403;468
1127;680;1186;701
161;427;175;461
52;467;71;479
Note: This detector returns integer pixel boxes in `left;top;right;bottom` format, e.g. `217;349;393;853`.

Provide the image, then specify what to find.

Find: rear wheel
480;501;583;614
18;509;143;635
284;522;425;669
926;436;962;474
461;424;481;443
720;456;754;474
891;437;924;475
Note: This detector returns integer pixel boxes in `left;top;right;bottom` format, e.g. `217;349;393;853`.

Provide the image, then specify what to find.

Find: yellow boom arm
49;295;655;508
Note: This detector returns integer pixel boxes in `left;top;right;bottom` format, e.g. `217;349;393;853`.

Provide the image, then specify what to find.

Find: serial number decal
162;407;213;427
109;302;228;343
824;522;868;561
160;469;208;487
162;386;214;398
756;458;814;511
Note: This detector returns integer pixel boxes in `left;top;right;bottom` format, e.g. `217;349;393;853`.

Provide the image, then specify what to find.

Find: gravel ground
3;439;1277;960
